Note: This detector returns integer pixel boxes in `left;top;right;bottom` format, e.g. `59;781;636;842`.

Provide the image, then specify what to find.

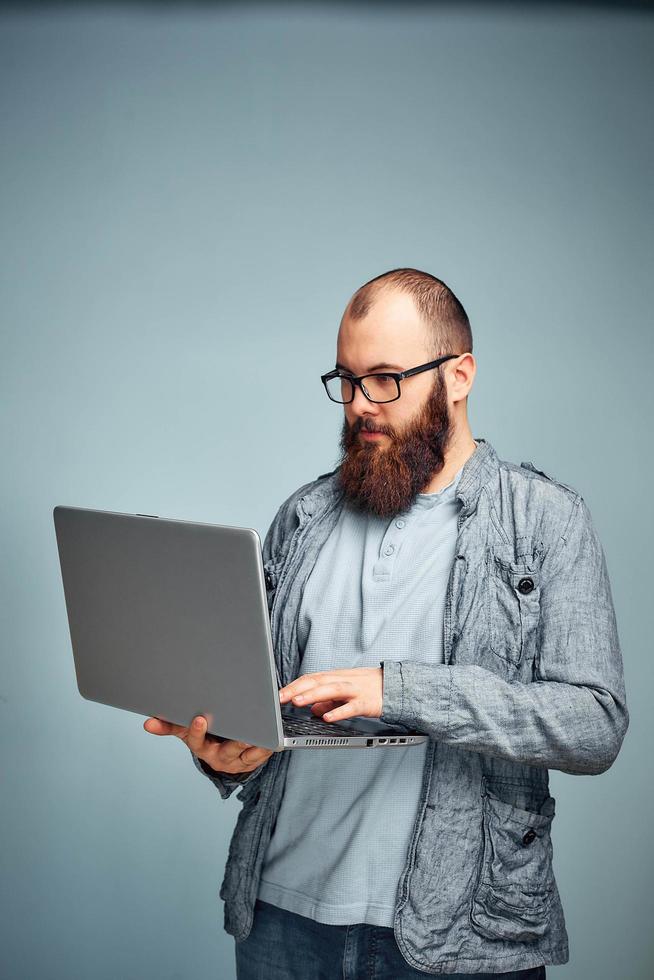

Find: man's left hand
278;667;384;723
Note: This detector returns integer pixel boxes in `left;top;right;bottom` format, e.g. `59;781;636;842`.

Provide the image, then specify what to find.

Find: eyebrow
335;361;404;374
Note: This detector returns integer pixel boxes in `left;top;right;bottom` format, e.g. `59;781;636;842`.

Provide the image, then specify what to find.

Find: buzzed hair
343;267;473;360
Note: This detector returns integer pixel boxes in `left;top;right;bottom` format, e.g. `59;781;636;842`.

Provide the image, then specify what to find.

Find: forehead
337;289;430;369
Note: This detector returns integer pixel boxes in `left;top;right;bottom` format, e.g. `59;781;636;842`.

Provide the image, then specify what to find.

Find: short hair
343;267;473;360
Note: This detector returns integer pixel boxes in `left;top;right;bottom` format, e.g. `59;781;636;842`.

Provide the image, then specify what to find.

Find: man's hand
143;715;274;775
279;667;383;723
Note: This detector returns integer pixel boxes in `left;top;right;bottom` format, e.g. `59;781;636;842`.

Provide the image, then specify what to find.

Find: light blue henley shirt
257;461;466;926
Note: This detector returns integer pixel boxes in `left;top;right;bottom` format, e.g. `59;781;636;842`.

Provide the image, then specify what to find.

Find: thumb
186;714;208;754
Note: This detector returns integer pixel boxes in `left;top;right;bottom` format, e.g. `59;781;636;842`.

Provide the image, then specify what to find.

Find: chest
266;491;545;688
447;493;545;684
297;502;461;662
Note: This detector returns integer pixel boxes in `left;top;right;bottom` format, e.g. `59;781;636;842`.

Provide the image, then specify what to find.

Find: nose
350;382;380;416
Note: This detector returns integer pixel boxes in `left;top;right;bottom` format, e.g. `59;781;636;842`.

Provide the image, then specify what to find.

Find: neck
420;427;478;495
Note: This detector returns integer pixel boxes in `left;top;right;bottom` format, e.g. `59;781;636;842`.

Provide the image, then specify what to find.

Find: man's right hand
143;715;274;775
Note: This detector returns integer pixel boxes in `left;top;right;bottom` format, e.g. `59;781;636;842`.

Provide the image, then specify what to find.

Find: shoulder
491;455;587;548
278;466;339;518
262;467;340;560
499;458;582;502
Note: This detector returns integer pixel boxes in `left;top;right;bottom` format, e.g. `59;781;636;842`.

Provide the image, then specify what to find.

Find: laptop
53;506;428;751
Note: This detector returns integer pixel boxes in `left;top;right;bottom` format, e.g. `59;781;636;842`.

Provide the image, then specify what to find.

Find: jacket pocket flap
485;788;555;828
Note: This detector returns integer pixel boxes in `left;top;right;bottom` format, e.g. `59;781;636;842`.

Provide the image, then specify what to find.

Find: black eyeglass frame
320;353;461;404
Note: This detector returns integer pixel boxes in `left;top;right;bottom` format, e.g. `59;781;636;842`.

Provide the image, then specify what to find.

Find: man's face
335;290;455;518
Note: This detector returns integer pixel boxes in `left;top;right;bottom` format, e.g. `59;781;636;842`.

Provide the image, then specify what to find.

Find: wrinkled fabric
194;438;629;976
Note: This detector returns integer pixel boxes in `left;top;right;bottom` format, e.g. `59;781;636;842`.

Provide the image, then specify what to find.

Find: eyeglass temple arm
322;354;460;384
398;354;459;380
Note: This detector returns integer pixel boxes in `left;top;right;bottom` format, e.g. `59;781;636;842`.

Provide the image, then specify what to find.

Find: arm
379;495;629;775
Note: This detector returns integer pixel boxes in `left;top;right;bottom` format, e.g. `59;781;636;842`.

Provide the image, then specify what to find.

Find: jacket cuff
379;659;452;735
192;752;260;800
379;659;405;725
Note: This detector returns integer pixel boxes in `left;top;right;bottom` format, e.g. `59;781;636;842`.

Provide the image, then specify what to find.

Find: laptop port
399;738;406;743
367;739;374;746
389;738;397;743
378;738;387;744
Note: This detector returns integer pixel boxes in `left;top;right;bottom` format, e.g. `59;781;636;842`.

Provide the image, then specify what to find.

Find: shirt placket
372;515;408;582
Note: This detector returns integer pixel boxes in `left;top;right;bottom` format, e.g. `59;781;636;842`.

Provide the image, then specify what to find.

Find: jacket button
522;828;537;845
264;571;273;590
517;577;535;595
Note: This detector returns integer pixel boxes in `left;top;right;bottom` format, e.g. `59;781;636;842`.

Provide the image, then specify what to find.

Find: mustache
351;417;395;437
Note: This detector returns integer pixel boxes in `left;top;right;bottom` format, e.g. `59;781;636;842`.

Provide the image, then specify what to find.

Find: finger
290;683;352;706
144;717;188;737
185;715;210;754
240;746;273;766
279;673;329;702
310;700;338;717
213;738;254;767
322;699;364;722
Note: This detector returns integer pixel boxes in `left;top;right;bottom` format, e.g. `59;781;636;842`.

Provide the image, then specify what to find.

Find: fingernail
194;718;203;728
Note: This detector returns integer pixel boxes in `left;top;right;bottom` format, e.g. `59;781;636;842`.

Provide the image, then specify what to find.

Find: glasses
321;354;461;404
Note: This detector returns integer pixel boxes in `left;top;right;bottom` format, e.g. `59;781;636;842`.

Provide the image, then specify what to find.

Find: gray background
1;3;651;978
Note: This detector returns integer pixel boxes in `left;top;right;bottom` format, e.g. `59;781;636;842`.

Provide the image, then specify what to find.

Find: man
145;269;629;979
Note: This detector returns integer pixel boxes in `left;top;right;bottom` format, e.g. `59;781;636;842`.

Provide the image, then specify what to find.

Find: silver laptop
53;506;428;751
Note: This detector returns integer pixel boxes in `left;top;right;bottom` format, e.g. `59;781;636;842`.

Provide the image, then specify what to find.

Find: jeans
235;899;547;980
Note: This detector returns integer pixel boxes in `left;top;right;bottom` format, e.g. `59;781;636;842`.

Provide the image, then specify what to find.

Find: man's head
333;268;476;518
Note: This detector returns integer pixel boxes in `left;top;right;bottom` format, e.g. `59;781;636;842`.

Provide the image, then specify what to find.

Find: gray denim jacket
194;437;629;975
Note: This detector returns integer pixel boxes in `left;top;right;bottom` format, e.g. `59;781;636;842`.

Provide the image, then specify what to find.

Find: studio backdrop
0;3;651;979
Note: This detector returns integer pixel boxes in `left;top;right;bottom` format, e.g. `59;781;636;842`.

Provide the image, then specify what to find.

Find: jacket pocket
470;778;556;943
486;546;542;667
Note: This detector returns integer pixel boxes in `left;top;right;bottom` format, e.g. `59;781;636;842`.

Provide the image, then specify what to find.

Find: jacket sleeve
191;751;264;801
379;494;630;775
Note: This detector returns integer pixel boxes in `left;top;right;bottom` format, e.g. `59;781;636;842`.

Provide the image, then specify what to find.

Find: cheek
400;388;432;424
386;406;412;432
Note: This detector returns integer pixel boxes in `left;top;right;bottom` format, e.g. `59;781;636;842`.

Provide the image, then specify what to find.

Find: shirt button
522;829;537;846
395;519;405;529
384;545;395;557
518;577;535;595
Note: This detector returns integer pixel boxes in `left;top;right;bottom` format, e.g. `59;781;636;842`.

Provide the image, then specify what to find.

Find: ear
450;353;476;401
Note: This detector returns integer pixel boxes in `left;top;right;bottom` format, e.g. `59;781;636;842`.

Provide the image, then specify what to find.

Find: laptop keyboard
282;713;369;738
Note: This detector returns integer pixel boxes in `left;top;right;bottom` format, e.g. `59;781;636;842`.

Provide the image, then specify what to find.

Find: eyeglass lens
325;374;399;403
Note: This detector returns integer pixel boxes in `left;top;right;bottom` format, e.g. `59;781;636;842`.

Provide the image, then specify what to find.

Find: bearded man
145;268;629;980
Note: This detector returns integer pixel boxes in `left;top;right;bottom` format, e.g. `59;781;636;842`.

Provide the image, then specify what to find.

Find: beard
337;375;454;519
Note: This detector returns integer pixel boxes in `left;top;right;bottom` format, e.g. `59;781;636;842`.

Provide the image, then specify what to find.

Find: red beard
337;376;453;518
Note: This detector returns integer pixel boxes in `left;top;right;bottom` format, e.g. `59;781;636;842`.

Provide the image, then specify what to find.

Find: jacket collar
455;437;499;516
298;436;499;522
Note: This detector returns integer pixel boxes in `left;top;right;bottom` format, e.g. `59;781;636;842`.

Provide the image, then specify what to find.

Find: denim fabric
235;899;547;980
194;438;629;976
